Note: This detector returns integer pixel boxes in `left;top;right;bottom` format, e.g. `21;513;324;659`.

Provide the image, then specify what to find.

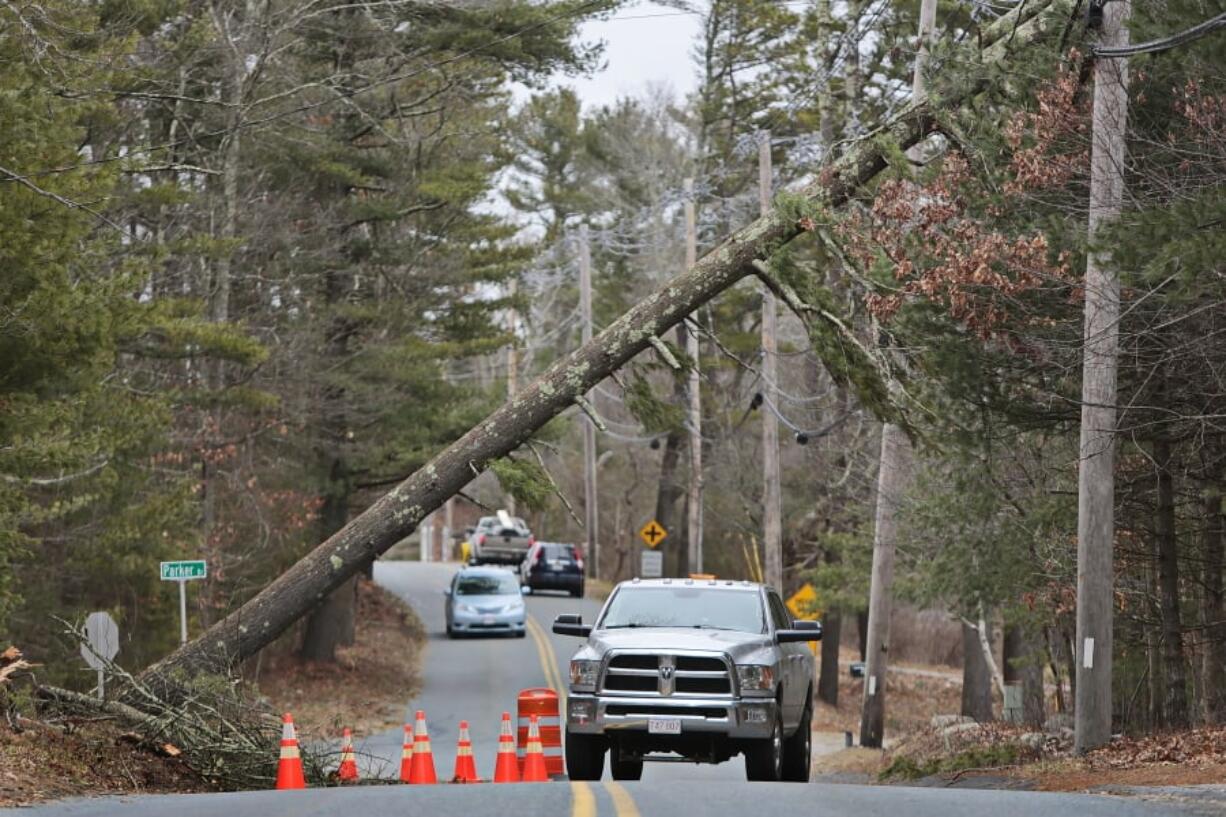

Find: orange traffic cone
275;713;307;790
521;714;549;782
337;727;359;783
493;711;520;783
451;720;481;783
408;710;438;784
398;723;414;783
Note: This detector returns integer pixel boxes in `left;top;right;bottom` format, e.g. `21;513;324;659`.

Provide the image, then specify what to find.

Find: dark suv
520;542;585;597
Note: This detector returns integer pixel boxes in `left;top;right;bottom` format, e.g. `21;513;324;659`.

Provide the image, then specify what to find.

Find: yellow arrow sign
786;583;820;620
638;519;668;549
786;583;821;655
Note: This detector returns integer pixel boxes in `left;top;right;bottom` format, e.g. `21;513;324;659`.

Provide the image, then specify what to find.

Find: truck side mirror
776;620;822;643
553;613;592;638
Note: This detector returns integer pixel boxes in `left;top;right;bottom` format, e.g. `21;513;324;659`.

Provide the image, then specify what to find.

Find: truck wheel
781;700;812;782
565;731;605;781
610;745;642;780
744;712;783;782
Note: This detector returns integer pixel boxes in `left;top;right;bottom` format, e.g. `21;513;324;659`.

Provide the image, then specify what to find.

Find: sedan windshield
598;587;765;634
456;574;520;596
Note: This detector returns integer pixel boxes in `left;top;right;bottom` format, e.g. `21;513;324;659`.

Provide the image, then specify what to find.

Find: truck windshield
598;587;765;633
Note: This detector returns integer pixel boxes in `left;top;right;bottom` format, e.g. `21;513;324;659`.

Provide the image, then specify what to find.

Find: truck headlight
570;659;599;691
736;665;775;694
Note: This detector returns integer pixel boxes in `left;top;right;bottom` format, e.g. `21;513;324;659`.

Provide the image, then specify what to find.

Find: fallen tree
140;0;1078;692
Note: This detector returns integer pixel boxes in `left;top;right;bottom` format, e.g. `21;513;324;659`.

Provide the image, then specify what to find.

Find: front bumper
450;607;526;634
565;693;777;739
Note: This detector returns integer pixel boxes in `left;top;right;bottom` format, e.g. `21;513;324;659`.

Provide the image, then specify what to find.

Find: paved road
5;560;1212;816
8;777;1205;816
360;560;729;783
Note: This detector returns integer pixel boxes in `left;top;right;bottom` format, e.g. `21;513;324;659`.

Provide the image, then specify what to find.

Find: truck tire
610;745;642;780
565;731;605;781
781;700;812;782
744;712;783;782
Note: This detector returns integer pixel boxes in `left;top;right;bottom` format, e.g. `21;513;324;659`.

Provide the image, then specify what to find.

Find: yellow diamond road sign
638;519;668;549
786;583;820;620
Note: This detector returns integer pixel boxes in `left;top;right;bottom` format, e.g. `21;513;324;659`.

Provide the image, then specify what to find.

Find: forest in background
2;0;1224;740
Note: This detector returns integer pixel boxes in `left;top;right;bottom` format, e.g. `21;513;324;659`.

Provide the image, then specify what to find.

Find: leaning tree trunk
136;0;1076;692
961;620;994;722
1155;437;1189;727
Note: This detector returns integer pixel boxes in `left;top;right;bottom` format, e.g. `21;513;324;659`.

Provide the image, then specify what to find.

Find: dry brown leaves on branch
1003;56;1089;196
840;153;1073;339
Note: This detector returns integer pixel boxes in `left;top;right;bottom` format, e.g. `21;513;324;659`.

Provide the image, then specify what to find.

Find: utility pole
859;0;935;749
759;131;783;592
443;497;454;562
1076;0;1130;754
578;224;599;580
684;178;704;574
506;279;518;517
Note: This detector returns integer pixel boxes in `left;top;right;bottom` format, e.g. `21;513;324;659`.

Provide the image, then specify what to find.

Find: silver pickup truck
553;578;820;782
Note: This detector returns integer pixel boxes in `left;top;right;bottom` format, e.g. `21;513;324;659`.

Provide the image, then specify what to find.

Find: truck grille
601;652;733;697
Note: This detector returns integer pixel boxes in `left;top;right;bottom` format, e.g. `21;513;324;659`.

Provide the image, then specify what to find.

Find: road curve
2;560;1203;816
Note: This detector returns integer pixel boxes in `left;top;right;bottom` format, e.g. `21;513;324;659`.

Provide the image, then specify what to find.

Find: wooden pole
579;224;600;580
1075;0;1130;753
759;132;782;592
684;178;704;574
137;1;1070;688
506;279;519;517
859;0;936;749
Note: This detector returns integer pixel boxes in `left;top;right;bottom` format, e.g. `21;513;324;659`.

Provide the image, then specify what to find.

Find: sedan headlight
570;659;599;691
455;603;477;614
503;601;524;613
736;665;775;694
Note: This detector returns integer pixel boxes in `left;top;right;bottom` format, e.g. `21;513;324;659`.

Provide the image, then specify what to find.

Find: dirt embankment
256;577;425;740
0;579;424;807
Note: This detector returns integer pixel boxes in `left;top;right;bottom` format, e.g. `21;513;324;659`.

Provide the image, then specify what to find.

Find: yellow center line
570;781;597;817
604;781;642;817
526;613;567;705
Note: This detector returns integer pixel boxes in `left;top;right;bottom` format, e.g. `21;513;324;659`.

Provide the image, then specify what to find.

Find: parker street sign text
160;560;207;581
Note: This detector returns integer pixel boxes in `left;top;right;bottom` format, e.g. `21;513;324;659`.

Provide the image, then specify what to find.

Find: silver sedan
443;566;526;638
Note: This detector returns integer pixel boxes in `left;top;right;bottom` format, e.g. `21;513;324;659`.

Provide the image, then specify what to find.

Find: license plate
548;560;563;571
482;615;495;625
648;718;681;735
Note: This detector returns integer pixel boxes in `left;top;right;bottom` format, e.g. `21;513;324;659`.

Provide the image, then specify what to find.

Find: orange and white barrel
516;687;562;777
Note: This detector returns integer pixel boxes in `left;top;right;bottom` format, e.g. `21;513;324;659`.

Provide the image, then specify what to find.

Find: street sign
160;559;206;644
785;583;821;656
638;520;668;549
640;550;663;579
786;583;820;620
160;560;207;581
81;611;118;699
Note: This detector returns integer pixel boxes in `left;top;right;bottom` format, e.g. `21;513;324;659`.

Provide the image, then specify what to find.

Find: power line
1094;11;1226;57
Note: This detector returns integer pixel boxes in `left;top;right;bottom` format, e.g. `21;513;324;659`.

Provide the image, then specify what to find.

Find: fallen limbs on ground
36;623;319;791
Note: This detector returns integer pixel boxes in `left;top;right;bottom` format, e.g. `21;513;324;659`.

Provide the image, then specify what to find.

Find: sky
555;2;702;110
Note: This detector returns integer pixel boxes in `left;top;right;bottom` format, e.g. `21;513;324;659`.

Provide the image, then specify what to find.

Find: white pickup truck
553;578;820;782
